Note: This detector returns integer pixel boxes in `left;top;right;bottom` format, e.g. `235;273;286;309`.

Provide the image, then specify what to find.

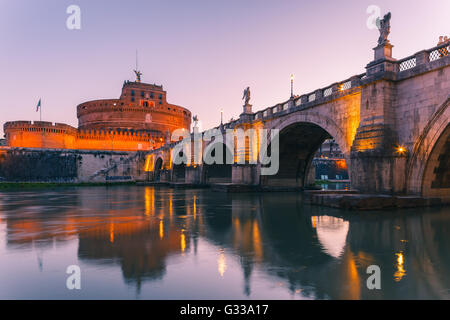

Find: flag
36;98;41;112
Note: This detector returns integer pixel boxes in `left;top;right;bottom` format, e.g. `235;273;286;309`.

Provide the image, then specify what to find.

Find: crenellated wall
4;121;165;151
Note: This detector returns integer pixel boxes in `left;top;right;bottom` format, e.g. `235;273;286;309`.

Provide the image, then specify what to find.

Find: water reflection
394;252;406;282
0;186;449;299
319;182;350;190
313;216;349;258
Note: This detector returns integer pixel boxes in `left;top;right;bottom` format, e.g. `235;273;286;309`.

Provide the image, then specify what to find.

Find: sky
0;0;449;137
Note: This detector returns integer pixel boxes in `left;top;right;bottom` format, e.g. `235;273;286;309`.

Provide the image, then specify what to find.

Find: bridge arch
407;97;450;198
172;150;186;183
265;112;352;157
262;112;352;188
203;142;233;184
154;157;163;181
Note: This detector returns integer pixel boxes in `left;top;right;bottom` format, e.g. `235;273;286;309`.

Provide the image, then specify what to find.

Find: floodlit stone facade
145;41;449;201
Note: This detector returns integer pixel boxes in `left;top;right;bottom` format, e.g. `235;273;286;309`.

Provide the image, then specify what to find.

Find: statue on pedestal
438;36;449;57
376;12;391;45
134;69;142;83
242;87;251;105
193;115;199;128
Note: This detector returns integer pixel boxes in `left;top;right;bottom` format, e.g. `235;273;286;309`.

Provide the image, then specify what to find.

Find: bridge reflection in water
0;186;449;299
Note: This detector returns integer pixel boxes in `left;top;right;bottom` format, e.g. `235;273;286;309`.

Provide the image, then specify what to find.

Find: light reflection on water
0;186;449;299
320;182;350;190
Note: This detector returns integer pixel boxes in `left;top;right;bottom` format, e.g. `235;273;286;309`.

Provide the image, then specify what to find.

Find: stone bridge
143;40;450;201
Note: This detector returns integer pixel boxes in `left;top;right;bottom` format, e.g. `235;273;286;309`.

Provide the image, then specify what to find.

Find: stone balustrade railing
250;73;365;122
394;42;450;73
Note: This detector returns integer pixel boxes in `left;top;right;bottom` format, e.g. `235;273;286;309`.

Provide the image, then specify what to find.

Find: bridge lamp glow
338;84;344;91
396;145;407;155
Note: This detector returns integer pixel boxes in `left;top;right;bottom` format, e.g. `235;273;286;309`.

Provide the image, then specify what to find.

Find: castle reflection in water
0;186;449;299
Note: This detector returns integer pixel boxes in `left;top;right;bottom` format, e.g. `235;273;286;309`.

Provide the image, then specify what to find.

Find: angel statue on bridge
376;12;391;45
193;115;199;128
242;87;251;105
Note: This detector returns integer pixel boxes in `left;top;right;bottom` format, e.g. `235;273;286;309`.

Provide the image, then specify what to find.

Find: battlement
4;121;78;132
3;120;165;151
76;101;191;116
76;128;164;140
122;80;164;91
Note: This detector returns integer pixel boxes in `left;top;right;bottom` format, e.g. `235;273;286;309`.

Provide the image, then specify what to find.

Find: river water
0;186;448;300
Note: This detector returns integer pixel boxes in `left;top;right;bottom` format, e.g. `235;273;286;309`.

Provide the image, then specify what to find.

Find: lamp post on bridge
290;74;294;99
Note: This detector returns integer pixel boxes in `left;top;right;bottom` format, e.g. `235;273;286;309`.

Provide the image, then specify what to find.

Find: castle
3;74;192;152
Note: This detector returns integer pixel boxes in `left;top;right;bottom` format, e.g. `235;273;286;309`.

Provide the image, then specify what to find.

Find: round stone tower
77;80;191;136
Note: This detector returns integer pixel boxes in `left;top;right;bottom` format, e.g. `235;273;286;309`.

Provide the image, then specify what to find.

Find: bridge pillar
160;169;172;183
185;165;203;184
231;164;260;185
350;152;408;194
350;43;407;194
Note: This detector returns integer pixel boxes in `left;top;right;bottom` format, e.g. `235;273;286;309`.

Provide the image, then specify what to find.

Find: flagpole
37;98;42;121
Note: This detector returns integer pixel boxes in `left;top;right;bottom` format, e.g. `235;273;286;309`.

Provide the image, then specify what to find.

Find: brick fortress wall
3;80;191;152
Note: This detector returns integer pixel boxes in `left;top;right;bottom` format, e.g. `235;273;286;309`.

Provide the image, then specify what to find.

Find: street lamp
396;145;407;155
290;74;294;98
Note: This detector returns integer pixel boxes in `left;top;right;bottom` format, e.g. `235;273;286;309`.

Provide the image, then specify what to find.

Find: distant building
314;139;349;180
3;76;191;152
315;139;343;158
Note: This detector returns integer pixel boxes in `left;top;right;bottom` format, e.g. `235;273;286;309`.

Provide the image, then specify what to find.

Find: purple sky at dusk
0;0;449;137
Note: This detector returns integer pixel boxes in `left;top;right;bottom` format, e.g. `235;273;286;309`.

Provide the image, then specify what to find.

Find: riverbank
304;190;446;209
315;179;351;184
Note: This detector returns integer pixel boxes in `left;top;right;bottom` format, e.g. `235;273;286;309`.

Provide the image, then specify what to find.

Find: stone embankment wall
0;147;148;183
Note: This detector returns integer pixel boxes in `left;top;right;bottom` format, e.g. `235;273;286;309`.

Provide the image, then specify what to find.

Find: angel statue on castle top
134;69;142;82
242;87;251;105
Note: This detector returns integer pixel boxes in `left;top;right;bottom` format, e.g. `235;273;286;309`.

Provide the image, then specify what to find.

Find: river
0;186;448;299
